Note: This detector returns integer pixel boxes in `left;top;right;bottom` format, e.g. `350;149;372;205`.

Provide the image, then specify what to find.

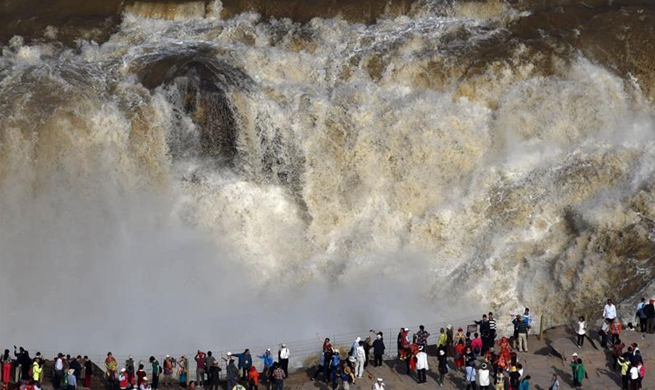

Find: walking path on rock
286;326;654;389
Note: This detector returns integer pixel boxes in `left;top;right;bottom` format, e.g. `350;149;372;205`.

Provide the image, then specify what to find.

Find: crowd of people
1;301;651;390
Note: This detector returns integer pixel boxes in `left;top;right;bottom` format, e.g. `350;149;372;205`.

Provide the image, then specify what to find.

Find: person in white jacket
355;342;366;378
478;362;491;389
415;346;429;384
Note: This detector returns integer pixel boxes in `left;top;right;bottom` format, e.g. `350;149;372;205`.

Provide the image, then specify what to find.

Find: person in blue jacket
257;349;273;382
330;351;341;390
232;350;253;381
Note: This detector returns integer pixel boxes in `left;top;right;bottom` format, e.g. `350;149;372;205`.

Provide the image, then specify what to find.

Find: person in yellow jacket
437;328;447;348
617;356;630;390
32;358;43;382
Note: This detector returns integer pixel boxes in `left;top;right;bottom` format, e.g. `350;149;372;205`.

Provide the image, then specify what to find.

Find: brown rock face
507;0;655;98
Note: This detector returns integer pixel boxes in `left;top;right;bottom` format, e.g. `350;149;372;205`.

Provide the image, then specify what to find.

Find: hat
266;348;271;352
121;368;126;372
67;369;74;375
376;335;381;339
418;346;424;351
281;343;286;347
227;352;232;356
446;324;452;330
403;327;409;331
355;337;361;342
458;327;463;331
439;350;445;356
212;361;219;366
481;363;487;369
377;378;383;382
166;355;170;358
143;377;148;382
572;352;578;357
334;349;340;355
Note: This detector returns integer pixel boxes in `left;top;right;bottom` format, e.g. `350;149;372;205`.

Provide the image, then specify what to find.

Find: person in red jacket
454;341;465;370
247;367;259;390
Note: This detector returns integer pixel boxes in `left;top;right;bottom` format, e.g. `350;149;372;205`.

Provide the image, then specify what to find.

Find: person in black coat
372;335;385;367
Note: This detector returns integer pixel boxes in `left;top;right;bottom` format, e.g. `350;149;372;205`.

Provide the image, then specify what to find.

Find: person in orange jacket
247;367;259;390
610;319;622;345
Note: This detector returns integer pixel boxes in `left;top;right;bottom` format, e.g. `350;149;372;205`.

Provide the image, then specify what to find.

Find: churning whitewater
2;0;655;354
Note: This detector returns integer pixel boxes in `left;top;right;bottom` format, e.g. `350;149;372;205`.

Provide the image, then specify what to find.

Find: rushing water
2;0;655;354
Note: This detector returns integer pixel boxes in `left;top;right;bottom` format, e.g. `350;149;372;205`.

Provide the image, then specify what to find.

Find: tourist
613;339;626;370
140;377;150;390
611;319;623;345
644;299;655;333
83;356;92;389
617;356;630;390
272;363;285;390
162;355;174;388
509;365;520;390
233;350;252;381
256;349;273;382
629;362;639;390
2;349;11;386
488;313;498;348
372;334;385;368
67;368;77;390
523;308;532;331
209;362;221;390
363;337;372;368
454;327;465;345
119;368;129;390
330;352;340;389
321;338;333;380
479;362;491;390
516;315;529;352
355;341;366;379
105;353;117;388
54;353;65;389
194;351;206;387
599;320;611;348
436;328;447;350
575;316;586;348
636;298;647;333
464;347;476;390
416;325;430;350
518;375;531;390
471;333;483;357
205;352;216;384
446;325;454;357
188;381;196;390
415;345;428;384
149;356;161;390
437;349;448;387
604;299;617;322
571;358;586;390
398;328;411;374
636;361;645;389
226;359;238;390
494;369;506;390
136;364;147;387
31;358;42;382
278;344;290;377
15;348;31;382
454;340;465;371
310;349;325;382
476;314;490;353
548;373;560;390
247;366;259;390
177;356;188;388
126;356;135;375
371;378;385;390
70;356;82;382
342;362;355;389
